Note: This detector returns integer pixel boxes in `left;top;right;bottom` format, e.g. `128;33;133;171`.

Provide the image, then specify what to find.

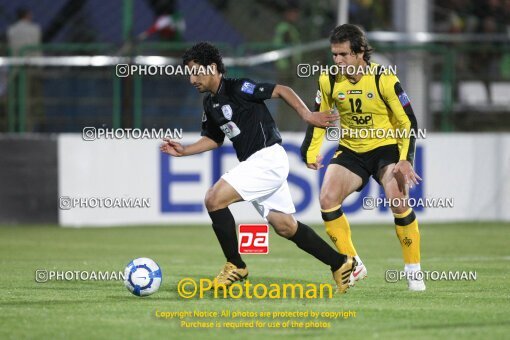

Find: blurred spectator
473;0;505;79
501;0;510;78
349;0;388;31
138;0;185;43
7;8;44;132
434;0;510;80
478;0;505;33
434;0;510;33
138;12;185;42
504;0;510;34
434;0;477;33
273;0;301;71
7;8;41;56
272;0;306;131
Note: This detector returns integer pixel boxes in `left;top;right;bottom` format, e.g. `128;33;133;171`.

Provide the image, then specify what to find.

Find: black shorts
329;144;399;191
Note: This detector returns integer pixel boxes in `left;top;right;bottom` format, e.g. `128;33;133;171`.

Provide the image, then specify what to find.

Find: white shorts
222;144;296;219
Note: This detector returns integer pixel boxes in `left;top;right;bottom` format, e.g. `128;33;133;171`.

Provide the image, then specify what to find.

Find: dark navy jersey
201;77;282;161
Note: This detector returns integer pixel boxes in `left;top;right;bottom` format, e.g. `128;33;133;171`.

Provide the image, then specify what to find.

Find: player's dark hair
329;24;373;62
16;8;30;20
182;42;226;74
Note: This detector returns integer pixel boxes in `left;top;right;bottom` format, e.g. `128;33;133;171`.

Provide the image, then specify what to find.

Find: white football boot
348;256;367;287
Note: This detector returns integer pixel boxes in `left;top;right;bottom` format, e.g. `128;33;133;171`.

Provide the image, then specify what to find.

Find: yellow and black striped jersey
300;62;418;165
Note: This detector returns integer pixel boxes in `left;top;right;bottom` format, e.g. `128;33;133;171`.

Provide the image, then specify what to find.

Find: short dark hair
182;42;226;74
16;8;30;20
329;24;373;62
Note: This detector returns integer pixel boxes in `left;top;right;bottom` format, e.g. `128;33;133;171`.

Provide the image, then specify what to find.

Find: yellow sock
394;208;420;264
321;205;357;256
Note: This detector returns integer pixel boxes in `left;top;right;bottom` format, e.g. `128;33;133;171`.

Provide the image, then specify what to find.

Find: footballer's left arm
382;78;422;187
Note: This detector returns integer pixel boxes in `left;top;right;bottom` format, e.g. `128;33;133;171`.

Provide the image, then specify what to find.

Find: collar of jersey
212;76;225;97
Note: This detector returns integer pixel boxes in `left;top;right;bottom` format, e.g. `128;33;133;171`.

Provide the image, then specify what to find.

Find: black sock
208;208;246;269
289;221;346;272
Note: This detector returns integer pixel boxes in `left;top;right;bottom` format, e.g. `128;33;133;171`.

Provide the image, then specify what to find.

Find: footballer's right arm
160;136;221;157
300;75;334;169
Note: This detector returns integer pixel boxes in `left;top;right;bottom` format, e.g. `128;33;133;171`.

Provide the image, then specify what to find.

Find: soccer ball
124;257;162;296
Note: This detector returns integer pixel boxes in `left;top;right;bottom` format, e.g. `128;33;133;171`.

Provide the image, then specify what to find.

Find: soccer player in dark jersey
160;42;356;293
301;24;424;291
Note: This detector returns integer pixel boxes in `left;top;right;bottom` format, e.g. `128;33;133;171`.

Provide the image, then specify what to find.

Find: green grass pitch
1;222;509;339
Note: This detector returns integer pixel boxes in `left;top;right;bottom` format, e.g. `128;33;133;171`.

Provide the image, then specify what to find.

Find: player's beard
194;85;206;93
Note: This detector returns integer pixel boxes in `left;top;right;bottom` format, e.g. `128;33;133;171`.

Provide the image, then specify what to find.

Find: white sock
405;263;421;273
354;255;363;266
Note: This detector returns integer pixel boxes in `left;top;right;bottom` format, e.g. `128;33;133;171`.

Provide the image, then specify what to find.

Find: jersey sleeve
379;74;418;165
300;74;334;163
200;105;225;144
236;79;276;102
